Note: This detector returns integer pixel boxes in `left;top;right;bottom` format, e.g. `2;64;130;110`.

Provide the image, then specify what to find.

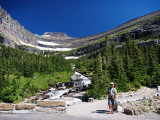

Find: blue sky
0;0;160;37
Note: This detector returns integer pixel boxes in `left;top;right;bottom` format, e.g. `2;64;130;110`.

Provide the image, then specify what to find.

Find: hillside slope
0;5;160;53
67;11;160;56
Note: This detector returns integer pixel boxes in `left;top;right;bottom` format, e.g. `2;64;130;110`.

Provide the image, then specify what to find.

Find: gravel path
0;111;159;120
0;87;159;120
0;113;95;120
118;87;157;103
66;87;159;120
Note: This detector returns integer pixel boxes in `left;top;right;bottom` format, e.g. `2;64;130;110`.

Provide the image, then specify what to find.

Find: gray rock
88;98;94;102
157;108;160;114
124;107;143;115
15;104;35;110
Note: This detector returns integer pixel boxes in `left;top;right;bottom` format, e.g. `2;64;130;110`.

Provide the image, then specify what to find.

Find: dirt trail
118;87;157;103
66;87;158;120
0;87;158;120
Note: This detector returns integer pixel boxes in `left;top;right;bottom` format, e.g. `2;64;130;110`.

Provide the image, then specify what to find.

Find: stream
46;71;91;100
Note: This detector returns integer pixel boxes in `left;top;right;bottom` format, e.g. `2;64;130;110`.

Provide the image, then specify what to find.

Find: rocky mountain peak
43;32;68;37
41;32;73;40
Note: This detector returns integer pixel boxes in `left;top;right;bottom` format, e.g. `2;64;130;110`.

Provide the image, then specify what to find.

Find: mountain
0;6;74;51
0;5;160;54
67;11;160;56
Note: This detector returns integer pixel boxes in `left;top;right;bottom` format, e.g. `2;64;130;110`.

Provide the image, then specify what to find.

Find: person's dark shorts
108;98;114;106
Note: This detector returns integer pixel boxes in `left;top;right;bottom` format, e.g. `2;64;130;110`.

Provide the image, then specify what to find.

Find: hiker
107;82;117;114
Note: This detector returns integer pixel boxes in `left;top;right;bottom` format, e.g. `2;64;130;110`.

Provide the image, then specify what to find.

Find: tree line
0;44;72;102
75;34;160;99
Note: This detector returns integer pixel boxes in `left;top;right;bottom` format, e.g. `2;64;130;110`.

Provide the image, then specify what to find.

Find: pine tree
86;53;108;99
117;55;130;92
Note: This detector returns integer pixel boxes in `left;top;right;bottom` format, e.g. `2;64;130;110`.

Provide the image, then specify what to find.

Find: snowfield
37;40;59;46
36;46;72;51
20;41;35;47
65;56;80;59
20;41;72;51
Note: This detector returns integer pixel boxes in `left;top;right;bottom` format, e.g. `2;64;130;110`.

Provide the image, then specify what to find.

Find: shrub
3;95;17;103
142;108;147;112
148;99;152;103
133;81;141;89
143;104;147;106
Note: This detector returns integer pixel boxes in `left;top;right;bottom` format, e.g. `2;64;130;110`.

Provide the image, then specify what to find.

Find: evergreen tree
86;53;108;99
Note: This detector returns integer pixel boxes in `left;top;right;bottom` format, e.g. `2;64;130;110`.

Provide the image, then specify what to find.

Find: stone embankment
0;100;66;114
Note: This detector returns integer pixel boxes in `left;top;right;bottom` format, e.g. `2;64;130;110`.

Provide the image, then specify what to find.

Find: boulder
42;94;49;100
30;96;39;103
117;106;122;112
88;98;94;102
66;98;82;106
55;82;63;88
0;103;14;111
68;88;75;93
157;108;160;114
15;104;35;110
58;86;66;90
37;100;66;107
124;107;143;115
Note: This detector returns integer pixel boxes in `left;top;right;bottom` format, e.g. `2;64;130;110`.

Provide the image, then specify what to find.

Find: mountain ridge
0;5;160;53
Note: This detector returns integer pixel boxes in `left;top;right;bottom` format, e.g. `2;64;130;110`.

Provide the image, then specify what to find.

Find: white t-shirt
108;87;117;99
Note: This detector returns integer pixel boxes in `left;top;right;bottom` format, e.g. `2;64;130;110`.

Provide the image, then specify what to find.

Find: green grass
8;72;73;102
17;44;38;49
33;72;73;90
142;107;147;112
150;108;153;111
119;104;123;107
148;103;152;106
148;99;152;104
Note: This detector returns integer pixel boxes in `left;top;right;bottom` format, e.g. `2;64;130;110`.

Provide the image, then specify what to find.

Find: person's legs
108;105;111;112
111;99;114;114
108;99;112;113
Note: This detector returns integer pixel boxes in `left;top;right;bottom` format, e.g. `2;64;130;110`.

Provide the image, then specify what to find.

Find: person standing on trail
107;82;117;114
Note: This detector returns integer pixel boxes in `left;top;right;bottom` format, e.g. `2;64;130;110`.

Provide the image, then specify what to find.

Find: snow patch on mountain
20;41;35;47
65;56;79;59
36;46;72;51
37;41;59;46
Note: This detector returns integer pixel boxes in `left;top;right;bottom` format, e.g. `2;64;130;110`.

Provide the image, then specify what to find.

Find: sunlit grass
9;72;73;92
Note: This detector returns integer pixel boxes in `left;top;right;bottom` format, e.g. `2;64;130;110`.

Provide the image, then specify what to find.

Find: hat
110;82;114;85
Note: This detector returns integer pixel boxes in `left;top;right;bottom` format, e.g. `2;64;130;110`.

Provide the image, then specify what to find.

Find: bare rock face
0;103;14;111
0;6;39;47
124;107;143;115
37;100;66;107
43;32;68;37
41;32;73;41
1;5;160;54
15;104;35;110
0;35;15;47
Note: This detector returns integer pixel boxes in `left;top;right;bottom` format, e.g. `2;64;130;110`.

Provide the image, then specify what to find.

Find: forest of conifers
0;33;160;102
0;44;72;103
75;34;160;99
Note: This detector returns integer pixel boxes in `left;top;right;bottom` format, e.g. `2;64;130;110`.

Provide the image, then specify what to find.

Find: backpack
113;100;118;112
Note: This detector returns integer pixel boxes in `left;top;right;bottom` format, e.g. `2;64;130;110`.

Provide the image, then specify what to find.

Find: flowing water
46;71;91;100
